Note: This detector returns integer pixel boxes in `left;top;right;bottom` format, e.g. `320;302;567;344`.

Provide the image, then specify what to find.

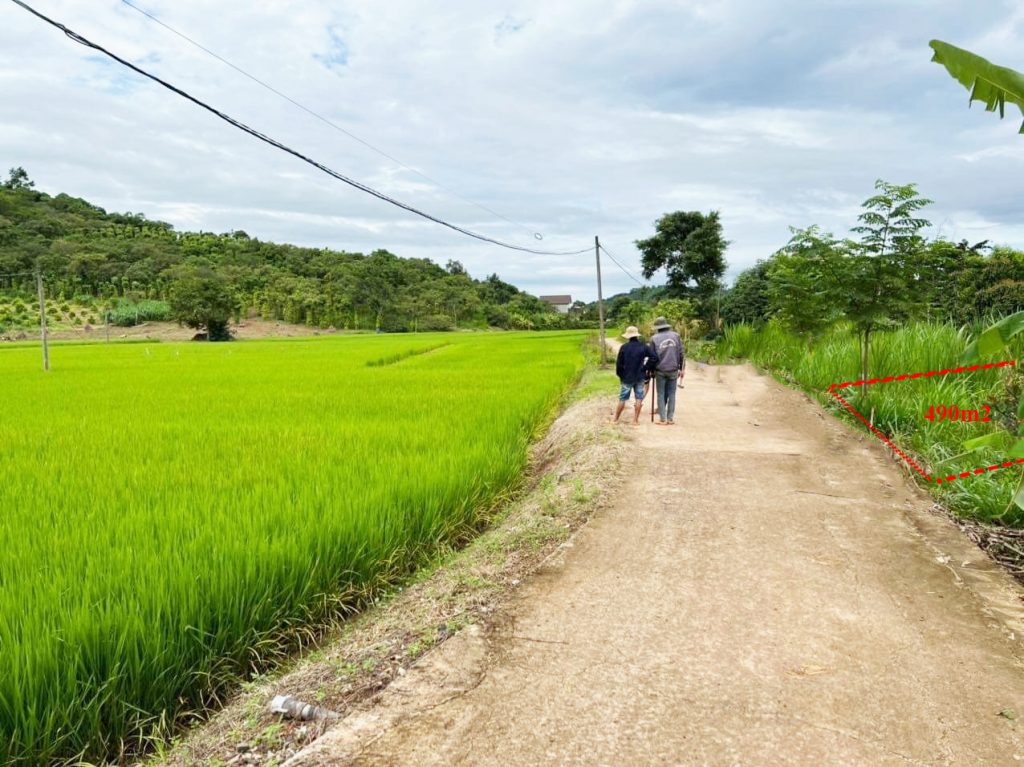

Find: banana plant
929;40;1024;134
962;312;1024;510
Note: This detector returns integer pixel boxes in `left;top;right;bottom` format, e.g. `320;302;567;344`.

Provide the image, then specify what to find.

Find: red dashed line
827;387;933;481
827;360;1018;486
830;360;1014;390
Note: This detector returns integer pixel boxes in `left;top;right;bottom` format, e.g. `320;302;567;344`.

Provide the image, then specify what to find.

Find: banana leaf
962;310;1024;363
930;40;1024;134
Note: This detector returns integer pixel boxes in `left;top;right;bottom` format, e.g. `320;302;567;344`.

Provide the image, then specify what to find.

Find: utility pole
35;269;49;372
594;235;607;364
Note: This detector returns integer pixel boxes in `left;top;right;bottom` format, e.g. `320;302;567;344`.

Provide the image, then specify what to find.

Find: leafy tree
619;300;648;327
766;227;845;344
930;41;1024;134
651;298;696;332
636;211;727;312
974;247;1024;316
915;239;986;322
168;265;238;341
721;261;772;325
3;167;34;191
0;173;589;333
846;180;933;381
479;273;519;305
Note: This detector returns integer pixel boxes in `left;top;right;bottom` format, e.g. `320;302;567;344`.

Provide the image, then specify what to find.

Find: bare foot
655;421;667;426
667;420;675;425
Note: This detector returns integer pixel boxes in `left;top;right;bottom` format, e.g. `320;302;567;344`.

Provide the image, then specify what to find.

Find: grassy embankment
0;331;587;766
717;322;1024;526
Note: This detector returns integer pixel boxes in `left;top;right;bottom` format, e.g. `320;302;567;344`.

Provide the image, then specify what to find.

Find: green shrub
108;299;172;327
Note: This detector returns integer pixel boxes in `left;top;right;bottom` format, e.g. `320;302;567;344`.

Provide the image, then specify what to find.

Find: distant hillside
0;168;584;332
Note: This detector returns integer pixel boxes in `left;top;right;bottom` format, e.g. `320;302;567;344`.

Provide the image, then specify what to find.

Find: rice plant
0;331;587;765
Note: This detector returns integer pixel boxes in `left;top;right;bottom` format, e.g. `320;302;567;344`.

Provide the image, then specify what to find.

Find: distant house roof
539;294;573;305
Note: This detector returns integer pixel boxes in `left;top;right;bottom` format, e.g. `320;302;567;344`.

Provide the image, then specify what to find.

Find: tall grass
717;321;1023;526
0;332;587;765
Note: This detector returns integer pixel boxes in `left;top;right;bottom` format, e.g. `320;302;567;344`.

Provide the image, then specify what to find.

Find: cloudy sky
2;0;1022;300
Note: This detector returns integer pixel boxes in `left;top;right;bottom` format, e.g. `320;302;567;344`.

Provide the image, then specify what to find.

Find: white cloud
0;0;1021;301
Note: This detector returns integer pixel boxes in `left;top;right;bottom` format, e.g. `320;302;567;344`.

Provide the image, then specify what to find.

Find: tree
974;247;1024;316
636;211;727;312
478;273;518;305
168;265;238;340
618;300;648;328
766;227;845;344
930;41;1024;135
721;261;772;325
916;239;986;322
652;298;695;331
846;180;933;381
2;167;34;191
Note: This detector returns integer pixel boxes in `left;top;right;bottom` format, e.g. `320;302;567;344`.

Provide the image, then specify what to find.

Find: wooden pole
595;235;606;364
36;269;49;372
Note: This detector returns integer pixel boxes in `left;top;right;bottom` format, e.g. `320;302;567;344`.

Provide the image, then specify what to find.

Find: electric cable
598;243;645;286
8;0;592;257
118;0;547;241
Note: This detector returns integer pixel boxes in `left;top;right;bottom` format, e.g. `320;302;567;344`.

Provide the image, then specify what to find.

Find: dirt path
288;364;1024;765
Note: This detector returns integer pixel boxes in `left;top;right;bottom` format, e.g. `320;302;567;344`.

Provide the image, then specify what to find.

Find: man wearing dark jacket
614;325;658;425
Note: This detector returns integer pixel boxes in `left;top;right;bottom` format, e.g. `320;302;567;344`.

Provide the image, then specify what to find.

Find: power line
9;0;592;258
598;244;645;286
118;0;546;242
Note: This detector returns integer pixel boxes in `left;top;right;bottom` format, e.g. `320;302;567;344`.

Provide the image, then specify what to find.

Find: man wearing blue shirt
613;325;658;425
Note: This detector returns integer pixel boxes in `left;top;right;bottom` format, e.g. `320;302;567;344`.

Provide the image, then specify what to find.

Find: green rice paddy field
0;332;587;765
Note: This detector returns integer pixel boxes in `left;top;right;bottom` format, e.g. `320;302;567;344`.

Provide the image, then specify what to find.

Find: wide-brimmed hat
652;316;671;331
622;326;640;339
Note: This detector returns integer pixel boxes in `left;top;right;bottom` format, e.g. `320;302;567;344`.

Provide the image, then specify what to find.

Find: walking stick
650;374;656;423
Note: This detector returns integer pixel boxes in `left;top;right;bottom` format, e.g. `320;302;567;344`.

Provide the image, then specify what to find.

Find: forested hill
0;168;579;332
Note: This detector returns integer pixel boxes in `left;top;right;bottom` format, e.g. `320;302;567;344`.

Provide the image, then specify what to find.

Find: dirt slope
287;363;1024;766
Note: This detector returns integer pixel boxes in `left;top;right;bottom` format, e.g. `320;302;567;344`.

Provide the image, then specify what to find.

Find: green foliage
0;171;574;334
930;40;1024;134
845;179;933;379
168;265;238;341
636;210;727;312
0;332;587;765
767;226;845;341
962;311;1024;364
651;298;696;333
720;261;771;325
2;167;34;191
107;298;173;327
743;180;934;380
718;321;1023;525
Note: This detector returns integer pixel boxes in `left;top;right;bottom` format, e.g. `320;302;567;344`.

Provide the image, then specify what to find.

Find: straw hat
622;326;640;339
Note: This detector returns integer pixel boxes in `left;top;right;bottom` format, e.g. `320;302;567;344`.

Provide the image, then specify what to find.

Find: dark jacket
616;338;658;384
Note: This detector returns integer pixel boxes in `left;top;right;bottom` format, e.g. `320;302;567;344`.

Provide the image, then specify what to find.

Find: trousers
655;371;679;422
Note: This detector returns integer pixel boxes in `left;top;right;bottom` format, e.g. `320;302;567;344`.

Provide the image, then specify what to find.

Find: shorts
619;381;645;402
